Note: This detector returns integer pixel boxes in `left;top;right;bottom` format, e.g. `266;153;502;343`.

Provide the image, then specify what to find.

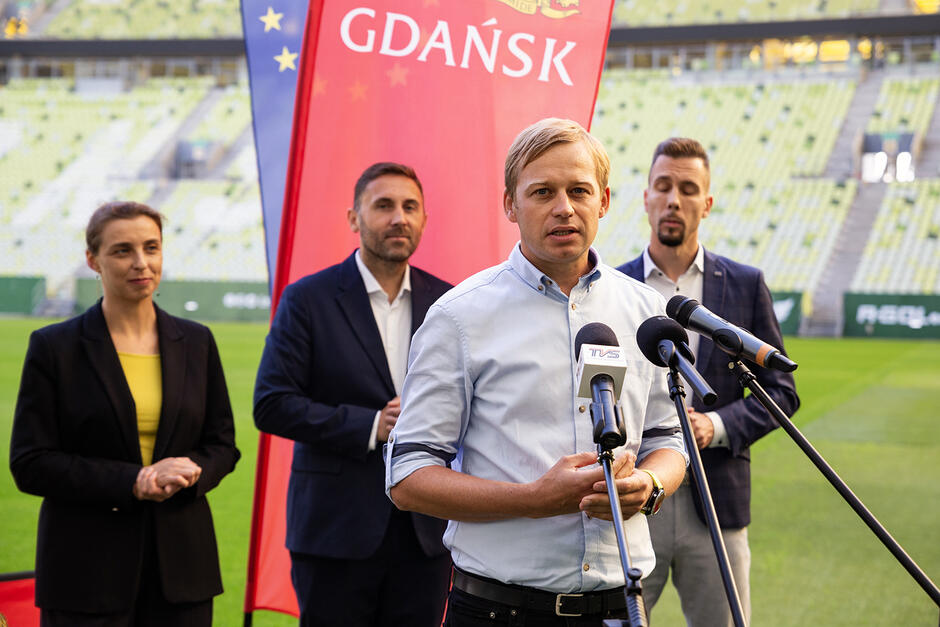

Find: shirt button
578;405;586;413
571;303;577;310
538;285;544;291
583;563;590;571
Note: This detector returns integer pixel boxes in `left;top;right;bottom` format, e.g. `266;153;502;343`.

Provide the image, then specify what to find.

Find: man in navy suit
254;162;453;627
617;138;799;626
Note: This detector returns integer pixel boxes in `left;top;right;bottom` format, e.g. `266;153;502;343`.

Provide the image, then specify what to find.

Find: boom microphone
667;295;797;373
574;322;626;449
636;316;717;406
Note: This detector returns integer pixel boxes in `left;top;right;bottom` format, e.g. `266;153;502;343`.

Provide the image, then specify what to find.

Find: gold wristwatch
639;469;665;516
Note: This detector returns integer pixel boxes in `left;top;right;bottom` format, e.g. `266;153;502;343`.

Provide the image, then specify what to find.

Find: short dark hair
650;138;710;179
86;201;165;254
353;162;423;211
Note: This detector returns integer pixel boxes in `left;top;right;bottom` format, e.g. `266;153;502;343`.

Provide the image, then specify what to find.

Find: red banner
245;0;614;616
0;574;39;627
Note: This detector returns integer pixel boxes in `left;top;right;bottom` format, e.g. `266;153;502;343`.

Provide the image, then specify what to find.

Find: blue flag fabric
239;0;308;292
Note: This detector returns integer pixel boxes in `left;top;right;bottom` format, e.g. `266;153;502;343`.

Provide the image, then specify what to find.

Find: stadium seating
185;82;252;148
158;179;266;282
41;0;242;39
851;179;940;293
866;76;940;135
612;0;881;27
591;69;857;292
0;75;266;291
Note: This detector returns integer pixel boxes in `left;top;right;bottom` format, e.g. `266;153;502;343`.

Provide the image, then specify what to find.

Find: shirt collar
355;249;411;300
642;244;704;280
508;243;603;293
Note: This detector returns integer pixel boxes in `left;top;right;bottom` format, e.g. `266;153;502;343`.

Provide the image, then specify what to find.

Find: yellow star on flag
259;7;283;32
349;80;368;101
274;46;298;72
386;63;409;87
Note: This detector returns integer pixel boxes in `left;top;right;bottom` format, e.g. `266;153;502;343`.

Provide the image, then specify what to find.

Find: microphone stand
588;379;646;627
730;359;940;608
597;446;647;627
657;340;748;627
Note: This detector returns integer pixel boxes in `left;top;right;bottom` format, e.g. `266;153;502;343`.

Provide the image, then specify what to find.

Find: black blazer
253;252;453;560
9;302;240;613
618;249;799;528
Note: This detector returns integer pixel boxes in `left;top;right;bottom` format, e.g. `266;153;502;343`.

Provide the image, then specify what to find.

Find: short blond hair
504;118;610;201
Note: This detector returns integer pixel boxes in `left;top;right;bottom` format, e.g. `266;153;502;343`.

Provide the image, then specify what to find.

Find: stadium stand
1;0;939;329
158;179;265;281
867;76;940;135
40;0;243;39
591;69;856;293
612;0;882;27
0;74;264;297
185;82;251;148
851;178;940;293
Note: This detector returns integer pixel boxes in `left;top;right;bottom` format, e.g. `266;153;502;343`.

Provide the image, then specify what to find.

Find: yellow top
117;352;162;466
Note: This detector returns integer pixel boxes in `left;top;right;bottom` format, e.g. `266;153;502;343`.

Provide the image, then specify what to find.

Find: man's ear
347;207;360;233
503;190;517;223
599;187;611;219
86;250;100;274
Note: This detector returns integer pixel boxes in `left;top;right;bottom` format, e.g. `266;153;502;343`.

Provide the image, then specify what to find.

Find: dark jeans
444;587;629;627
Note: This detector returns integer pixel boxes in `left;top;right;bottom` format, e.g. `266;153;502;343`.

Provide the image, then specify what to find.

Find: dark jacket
253;251;452;559
618;249;799;528
10;302;240;612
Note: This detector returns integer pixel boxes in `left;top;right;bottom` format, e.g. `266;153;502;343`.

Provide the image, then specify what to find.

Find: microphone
574;322;626;450
636;316;717;406
667;295;797;373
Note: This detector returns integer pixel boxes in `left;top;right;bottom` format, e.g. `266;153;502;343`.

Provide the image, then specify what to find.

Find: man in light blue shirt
386;118;688;625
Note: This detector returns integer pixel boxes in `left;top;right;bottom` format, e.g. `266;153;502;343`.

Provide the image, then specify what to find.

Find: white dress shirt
641;245;727;448
355;250;412;451
386;244;686;592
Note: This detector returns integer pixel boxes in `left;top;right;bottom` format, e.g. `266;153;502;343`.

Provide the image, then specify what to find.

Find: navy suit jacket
618;250;799;528
254;251;452;559
10;302;239;612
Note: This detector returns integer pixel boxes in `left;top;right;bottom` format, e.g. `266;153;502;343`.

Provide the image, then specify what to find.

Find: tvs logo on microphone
588;347;621;359
495;0;580;18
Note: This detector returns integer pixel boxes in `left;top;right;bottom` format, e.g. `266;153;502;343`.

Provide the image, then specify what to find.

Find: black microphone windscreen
665;295;687;320
636;316;689;366
574;322;619;357
666;295;699;327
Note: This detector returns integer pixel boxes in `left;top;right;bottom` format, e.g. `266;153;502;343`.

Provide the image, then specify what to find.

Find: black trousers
290;508;451;627
444;587;629;627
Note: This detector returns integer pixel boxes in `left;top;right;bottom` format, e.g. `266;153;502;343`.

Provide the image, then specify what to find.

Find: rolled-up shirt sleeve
385;302;472;494
637;354;688;465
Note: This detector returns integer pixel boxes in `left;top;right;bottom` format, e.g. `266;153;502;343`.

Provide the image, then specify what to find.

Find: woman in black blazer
10;201;240;626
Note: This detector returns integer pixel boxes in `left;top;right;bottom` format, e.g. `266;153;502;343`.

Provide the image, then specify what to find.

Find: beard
656;224;685;247
361;229;417;263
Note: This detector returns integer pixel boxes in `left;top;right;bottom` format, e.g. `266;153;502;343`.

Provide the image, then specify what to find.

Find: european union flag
240;0;308;292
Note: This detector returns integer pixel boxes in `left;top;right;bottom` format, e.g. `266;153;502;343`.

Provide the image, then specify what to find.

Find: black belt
451;569;626;618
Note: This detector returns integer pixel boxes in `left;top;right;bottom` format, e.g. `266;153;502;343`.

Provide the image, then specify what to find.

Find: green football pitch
1;318;937;626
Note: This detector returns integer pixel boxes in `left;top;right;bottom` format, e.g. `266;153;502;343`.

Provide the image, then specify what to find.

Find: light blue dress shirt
386;244;686;593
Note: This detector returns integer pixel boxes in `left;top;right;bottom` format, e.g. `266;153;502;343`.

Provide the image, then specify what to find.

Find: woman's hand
133;457;202;501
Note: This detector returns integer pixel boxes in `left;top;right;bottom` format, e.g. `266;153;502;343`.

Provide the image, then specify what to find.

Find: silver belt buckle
555;592;583;617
